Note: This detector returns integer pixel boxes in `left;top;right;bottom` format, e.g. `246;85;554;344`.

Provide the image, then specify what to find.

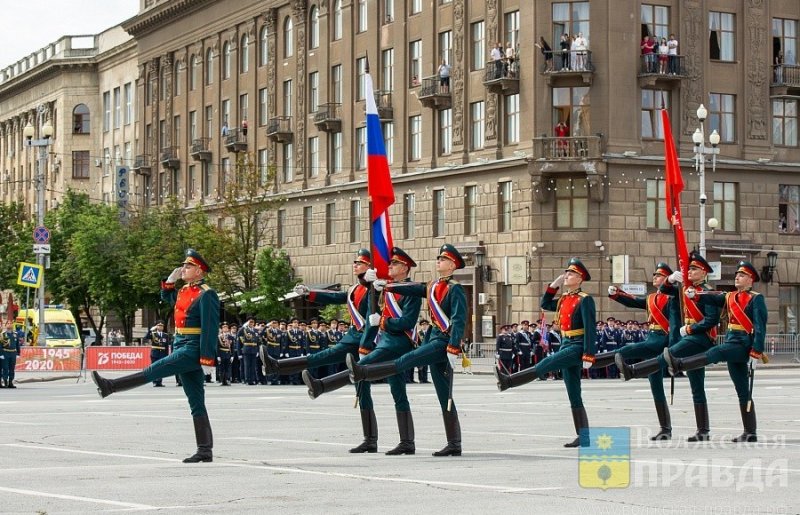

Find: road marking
0;485;157;510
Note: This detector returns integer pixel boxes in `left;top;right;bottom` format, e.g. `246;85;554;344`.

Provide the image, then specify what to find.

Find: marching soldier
495;257;596;448
217;322;234;386
495;325;516;373
348;244;468;457
239;318;260;385
598;262;677;440
517;320;534;370
1;321;21;388
618;251;721;442
146;321;170;387
663;261;766;442
92;249;220;463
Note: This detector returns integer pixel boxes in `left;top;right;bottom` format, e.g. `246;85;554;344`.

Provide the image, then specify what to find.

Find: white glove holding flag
608;285;618;296
373;279;387;292
685;287;697;299
293;284;310;296
166;267;183;284
369;313;381;327
679;325;689;338
364;268;378;282
550;274;565;289
668;271;683;284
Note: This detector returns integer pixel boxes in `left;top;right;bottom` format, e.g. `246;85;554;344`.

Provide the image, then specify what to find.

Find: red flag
661;108;690;280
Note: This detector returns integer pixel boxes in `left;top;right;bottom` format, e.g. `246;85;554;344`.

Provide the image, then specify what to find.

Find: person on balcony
437;59;451;93
641;36;656;73
667;34;679;74
658;38;669;74
573;32;588;71
555;121;569;158
536;36;553;72
559;34;571;71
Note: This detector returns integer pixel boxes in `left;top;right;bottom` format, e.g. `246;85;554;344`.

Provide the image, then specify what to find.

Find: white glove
0;355;4;360
293;284;309;296
166;266;183;284
230;356;234;363
679;325;689;338
685;287;696;299
364;268;378;282
550;274;565;289
368;313;381;327
216;357;221;363
749;356;758;369
608;285;618;296
280;353;286;358
668;271;683;284
373;279;387;292
447;351;458;369
202;365;215;375
495;353;500;359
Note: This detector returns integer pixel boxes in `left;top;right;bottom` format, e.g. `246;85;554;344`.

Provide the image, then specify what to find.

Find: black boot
183;414;213;463
651;401;672;440
732;403;757;443
564;407;590;447
590;351;617;369
385;411;415;455
346;353;398;383
7;380;16;389
349;409;378;453
302;369;351;399
617;353;661;381
494;365;539;391
687;403;710;442
260;346;308;376
663;348;708;377
91;371;148;398
433;410;462;456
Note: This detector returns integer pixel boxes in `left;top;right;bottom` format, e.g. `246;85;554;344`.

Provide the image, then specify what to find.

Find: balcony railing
190;138;212;161
772;63;800;88
533;135;602;160
132;154;151;175
540;50;595;85
483;59;520;95
313;103;342;132
160;146;180;169
637;54;687;87
418;75;451;110
266;116;293;143
373;90;394;120
224;128;248;153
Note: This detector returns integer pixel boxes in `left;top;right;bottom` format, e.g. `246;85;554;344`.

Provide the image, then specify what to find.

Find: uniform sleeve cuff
446;345;461;355
308;291;317;302
161;281;175;290
199;357;215;366
546;286;559;295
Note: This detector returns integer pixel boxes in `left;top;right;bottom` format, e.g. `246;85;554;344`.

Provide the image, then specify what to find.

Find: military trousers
656;334;714;404
705;332;753;404
532;340;584;408
1;352;17;382
143;338;207;417
357;336;414;412
618;330;669;403
391;336;454;413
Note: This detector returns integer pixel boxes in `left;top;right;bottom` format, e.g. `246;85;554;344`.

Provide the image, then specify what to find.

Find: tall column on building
453;0;465;153
265;8;279;194
293;0;308;190
743;0;770;158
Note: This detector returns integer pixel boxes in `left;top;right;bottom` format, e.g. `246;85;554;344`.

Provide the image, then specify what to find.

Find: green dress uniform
1;328;21;388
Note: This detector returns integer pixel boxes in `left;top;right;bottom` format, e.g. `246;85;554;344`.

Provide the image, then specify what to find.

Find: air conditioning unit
94;158;103;167
478;293;489;305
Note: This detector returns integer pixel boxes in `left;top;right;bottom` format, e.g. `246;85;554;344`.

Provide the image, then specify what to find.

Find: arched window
259;25;269;67
333;0;343;41
189;54;198;91
309;6;320;49
205;48;214;85
284;17;294;58
174;59;182;96
222;41;231;79
73;104;90;134
240;34;249;73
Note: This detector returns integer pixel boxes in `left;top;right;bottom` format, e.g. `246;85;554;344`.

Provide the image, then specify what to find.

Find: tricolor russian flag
366;72;395;279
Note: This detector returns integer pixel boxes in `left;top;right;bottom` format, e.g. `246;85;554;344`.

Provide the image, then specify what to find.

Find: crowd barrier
15;346;153;372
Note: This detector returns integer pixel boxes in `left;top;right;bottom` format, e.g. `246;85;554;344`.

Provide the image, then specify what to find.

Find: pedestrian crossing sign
17;262;43;288
579;427;630;490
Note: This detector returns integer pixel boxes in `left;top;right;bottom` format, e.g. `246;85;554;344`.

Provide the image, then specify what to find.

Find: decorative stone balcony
160;146;180;169
313;103;342;132
190;138;212;161
224;128;248;153
266;116;293;143
418;76;451;110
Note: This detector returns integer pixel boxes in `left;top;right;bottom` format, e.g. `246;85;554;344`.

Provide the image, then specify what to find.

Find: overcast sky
0;0;139;68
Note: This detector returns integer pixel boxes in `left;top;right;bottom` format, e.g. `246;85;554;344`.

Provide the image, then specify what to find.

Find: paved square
1;368;798;514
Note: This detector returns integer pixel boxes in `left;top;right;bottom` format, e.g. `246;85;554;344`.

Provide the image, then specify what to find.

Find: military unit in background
1;320;22;388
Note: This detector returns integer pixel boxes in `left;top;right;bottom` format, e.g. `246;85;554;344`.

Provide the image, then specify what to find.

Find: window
145;78;152;106
259;87;268;125
403;193;416;239
553;86;590;137
504;10;520;54
103;147;111;176
356;126;367;169
72;150;90;178
411;0;421;15
383;122;394;164
409;115;422;161
222;42;231;79
309;7;320;49
124;83;133;124
471;101;485;150
439;108;452;155
258;148;268;186
173;115;181;148
356;57;367;101
308;72;319;113
203;161;211;197
778;285;800;334
642;90;669;140
113;87;121;129
259;26;269;67
498;181;512;232
779;185;800;234
333;0;343;40
159;119;167;149
433;189;445;237
713;182;738;232
73;104;90;133
240;34;249;73
239;93;249;125
277;209;286;248
174;60;182;96
221;157;230;190
189;111;197;142
221;99;230;132
505;94;520;144
646;179;669;230
410;40;422;86
358;0;368;33
464;185;477;235
773;99;798;147
160;67;167;100
350;199;361;242
283;142;294;183
709;12;735;61
555;177;588;229
641;4;670;40
124;142;131;165
309;136;319;178
553;2;590;44
331;132;343;173
708;93;735;143
283;80;293;116
773;18;798;67
384;0;394;24
187;164;195;199
471;21;485;71
439;31;452;65
303;206;313;247
381;48;394;91
332;64;343;103
205;48;214;85
190;55;198;90
205;105;213;139
284;17;294;57
325;202;336;245
103;92;110;132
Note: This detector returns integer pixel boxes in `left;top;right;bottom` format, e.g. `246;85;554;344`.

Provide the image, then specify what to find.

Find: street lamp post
692;104;720;258
23;120;53;347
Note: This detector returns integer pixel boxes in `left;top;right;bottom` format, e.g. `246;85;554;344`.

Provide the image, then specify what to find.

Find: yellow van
15;307;82;348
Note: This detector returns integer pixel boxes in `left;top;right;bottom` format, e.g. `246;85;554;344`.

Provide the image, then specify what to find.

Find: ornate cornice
123;0;218;38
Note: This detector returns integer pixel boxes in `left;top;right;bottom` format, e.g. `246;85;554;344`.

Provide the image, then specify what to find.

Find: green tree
0;202;31;296
239;247;296;320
